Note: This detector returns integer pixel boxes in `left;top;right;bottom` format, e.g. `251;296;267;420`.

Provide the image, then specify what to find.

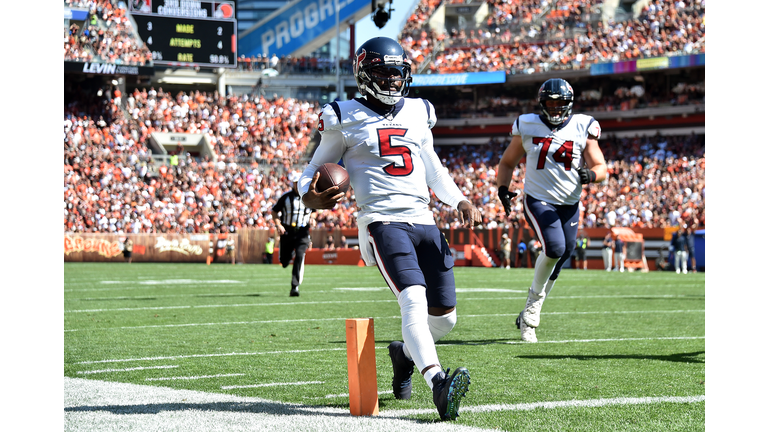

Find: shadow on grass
64;396;440;424
514;350;705;364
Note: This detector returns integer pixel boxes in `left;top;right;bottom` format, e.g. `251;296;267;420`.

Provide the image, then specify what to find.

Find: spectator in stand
324;234;336;250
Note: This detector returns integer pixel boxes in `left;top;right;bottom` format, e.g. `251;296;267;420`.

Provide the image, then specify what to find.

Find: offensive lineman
496;78;607;343
298;37;480;421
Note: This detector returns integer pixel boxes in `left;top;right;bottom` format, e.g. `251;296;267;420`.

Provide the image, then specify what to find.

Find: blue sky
354;0;419;46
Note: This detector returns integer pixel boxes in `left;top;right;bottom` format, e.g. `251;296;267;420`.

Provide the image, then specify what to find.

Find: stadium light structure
372;0;393;29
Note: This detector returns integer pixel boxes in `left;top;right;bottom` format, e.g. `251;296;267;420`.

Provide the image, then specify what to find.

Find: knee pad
428;309;457;342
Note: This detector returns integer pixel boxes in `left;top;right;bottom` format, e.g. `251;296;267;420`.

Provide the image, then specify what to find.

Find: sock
404;309;457;359
397;285;440;387
544;278;557;297
424;367;441;389
531;252;559;295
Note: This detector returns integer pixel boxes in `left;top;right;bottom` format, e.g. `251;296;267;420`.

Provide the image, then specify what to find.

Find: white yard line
147;373;245;381
221;381;324;390
63;294;700;314
65;310;703;332
77;365;179;375
70;335;703;366
64;377;703;432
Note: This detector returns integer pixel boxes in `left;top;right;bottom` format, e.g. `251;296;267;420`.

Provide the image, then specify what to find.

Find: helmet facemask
359;63;412;106
540;99;573;125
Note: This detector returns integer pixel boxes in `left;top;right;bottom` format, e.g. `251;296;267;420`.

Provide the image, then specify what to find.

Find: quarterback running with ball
298;37;481;421
496;78;608;343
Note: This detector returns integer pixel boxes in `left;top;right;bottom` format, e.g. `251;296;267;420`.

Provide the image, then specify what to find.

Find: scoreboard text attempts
133;14;236;68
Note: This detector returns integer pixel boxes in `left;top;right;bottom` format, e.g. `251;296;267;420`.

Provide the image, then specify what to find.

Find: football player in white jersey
298;37;480;421
496;78;608;343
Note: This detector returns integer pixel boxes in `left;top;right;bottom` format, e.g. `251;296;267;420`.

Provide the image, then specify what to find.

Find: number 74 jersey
512;113;602;205
305;97;466;221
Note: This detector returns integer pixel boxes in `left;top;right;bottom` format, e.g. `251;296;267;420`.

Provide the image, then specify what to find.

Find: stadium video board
130;0;237;68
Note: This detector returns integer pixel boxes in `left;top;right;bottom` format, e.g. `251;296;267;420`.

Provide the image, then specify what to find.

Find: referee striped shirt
272;190;313;230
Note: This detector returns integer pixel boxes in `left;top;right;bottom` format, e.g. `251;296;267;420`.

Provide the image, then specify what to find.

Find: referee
272;171;316;296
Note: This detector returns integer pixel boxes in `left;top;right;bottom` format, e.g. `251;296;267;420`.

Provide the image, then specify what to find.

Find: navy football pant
523;194;580;281
367;221;457;309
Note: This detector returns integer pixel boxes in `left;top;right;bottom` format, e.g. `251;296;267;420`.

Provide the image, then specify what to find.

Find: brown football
315;163;350;193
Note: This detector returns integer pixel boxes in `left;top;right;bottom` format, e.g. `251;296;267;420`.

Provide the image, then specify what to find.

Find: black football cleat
432;367;470;421
387;341;415;399
289;286;299;297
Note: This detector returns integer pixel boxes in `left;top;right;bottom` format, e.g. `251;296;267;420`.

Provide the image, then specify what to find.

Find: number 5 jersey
299;97;467;224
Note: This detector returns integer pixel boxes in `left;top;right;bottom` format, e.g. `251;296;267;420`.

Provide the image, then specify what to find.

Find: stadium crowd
63;0;704;236
65;0;152;66
400;0;704;74
64;83;704;235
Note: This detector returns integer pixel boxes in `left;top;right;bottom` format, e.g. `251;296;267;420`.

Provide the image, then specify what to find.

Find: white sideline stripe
70;335;703;366
377;395;706;418
65;310;702;332
503;336;704;345
100;280;244;285
64;377;703;432
146;373;245;381
64;294;699;313
221;381;324;390
77;365;179;374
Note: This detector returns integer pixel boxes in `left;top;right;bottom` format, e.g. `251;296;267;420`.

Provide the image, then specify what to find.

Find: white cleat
516;312;537;343
522;288;545;328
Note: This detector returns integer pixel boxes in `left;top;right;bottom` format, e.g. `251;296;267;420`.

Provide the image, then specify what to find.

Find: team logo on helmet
354;49;366;75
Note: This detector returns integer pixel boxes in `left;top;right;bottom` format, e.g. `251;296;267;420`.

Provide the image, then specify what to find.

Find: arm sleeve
421;132;466;209
298;104;346;197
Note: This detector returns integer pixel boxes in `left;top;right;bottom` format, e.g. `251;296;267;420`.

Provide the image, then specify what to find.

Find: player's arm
300;108;346;209
577;119;607;184
581;137;607;183
422;135;482;227
496;134;525;215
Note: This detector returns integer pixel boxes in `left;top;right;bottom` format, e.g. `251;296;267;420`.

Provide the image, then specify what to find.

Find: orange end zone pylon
345;318;379;416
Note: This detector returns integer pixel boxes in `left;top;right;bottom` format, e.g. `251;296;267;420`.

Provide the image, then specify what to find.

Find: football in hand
315;163;350;193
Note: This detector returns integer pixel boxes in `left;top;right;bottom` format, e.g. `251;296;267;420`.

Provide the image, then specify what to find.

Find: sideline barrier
64;227;682;270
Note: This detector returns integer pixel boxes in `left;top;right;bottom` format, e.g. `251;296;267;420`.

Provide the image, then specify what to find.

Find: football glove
498;185;518;215
576;167;596;185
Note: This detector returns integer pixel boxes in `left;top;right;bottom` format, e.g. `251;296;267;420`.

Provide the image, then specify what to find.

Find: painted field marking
69;335;703;366
376;395;706;418
146;373;245;381
64;294;701;314
221;381;324;390
76;365;179;374
64;376;704;432
65;310;703;332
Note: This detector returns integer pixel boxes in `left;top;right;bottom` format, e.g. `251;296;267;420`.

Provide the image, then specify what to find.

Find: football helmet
538;78;574;125
353;37;412;106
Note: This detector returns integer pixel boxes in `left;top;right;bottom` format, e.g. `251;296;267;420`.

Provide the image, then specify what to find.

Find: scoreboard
130;1;237;68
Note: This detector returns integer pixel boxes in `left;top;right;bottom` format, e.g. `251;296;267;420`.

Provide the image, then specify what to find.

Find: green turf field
64;262;704;431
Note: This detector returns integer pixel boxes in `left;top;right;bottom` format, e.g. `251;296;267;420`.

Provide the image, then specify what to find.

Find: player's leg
417;224;470;420
369;222;437;393
521;197;569;329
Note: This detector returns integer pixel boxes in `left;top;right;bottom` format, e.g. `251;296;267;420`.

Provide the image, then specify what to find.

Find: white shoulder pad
587;118;602;139
510;117;522;136
317;102;342;134
424;99;437;129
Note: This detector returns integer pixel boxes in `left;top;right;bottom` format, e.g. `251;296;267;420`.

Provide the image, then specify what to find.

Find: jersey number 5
534;137;574;170
377;128;412;176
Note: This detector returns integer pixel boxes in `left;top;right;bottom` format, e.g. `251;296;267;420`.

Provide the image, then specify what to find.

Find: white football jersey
298;97;466;224
512;113;601;205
